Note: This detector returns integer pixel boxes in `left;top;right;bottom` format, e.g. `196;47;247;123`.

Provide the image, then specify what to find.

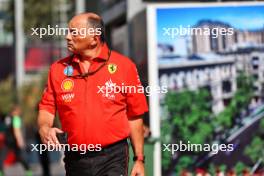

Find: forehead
68;18;88;29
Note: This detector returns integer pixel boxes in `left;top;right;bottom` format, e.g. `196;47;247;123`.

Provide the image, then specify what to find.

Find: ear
91;35;100;46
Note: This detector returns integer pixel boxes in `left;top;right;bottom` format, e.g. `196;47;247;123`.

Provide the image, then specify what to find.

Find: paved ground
4;162;65;176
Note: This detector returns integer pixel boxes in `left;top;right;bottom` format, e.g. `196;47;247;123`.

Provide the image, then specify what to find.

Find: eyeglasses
66;49;111;79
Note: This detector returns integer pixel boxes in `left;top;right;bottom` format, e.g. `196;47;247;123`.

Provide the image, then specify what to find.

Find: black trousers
64;139;129;176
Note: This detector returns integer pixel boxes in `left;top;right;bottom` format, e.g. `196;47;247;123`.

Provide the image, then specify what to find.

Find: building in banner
158;52;236;114
187;19;264;107
192;20;236;54
158;44;264;114
192;20;264;54
221;46;264;102
248;51;264;98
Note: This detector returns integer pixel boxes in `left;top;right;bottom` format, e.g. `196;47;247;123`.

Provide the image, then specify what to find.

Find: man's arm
38;110;63;145
12;116;25;148
13;127;25;148
129;116;145;176
129;116;144;156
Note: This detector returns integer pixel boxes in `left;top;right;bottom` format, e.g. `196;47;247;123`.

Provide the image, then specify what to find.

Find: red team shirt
39;43;148;147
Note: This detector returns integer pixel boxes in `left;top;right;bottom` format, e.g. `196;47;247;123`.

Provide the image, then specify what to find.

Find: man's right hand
39;125;63;145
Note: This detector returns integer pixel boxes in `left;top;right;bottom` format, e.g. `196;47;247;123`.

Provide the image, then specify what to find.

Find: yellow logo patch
61;79;74;92
108;63;117;74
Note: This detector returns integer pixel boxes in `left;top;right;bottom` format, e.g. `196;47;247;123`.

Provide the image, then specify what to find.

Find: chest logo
64;65;74;76
100;79;116;100
61;93;75;103
61;79;74;92
108;63;117;74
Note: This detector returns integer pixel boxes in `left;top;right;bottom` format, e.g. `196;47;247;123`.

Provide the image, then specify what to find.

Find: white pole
75;0;85;14
147;5;161;176
15;0;24;88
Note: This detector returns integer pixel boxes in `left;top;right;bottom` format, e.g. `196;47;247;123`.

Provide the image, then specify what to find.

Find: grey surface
4;162;65;176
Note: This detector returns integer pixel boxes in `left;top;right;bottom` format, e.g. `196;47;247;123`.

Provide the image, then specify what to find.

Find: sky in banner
156;4;264;55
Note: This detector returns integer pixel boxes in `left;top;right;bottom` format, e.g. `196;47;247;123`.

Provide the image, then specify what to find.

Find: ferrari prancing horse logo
108;63;117;74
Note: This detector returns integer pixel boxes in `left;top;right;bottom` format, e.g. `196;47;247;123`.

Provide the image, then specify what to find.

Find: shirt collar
96;42;109;61
68;43;109;64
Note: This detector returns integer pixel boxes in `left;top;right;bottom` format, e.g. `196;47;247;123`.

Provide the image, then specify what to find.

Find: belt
65;138;128;157
103;138;128;152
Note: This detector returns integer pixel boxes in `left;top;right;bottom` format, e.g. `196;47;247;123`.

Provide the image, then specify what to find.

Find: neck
80;43;103;61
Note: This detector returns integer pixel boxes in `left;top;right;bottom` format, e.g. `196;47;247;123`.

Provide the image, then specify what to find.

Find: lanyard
66;49;111;78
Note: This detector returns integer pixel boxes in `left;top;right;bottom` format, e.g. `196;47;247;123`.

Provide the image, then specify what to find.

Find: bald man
38;13;148;176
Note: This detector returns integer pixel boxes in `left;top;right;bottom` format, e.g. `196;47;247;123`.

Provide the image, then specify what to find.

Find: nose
66;31;71;41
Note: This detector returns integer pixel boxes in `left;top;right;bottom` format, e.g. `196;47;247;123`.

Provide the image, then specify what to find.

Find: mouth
67;45;73;50
67;44;73;51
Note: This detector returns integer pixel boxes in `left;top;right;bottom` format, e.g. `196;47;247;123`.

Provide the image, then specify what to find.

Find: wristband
133;155;145;163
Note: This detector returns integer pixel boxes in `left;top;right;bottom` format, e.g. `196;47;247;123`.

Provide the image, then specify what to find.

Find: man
38;13;148;176
3;105;32;176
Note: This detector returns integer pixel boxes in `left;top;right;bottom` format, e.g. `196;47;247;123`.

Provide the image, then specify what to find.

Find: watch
133;155;145;163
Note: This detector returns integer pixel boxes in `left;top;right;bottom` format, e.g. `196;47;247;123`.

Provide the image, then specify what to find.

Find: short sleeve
38;66;56;115
12;116;21;128
126;63;148;117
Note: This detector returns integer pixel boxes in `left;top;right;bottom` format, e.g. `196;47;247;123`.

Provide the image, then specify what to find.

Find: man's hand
131;161;145;176
39;125;63;145
38;110;60;145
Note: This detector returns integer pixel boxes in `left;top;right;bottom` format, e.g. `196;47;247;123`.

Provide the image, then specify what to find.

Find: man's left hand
131;161;145;176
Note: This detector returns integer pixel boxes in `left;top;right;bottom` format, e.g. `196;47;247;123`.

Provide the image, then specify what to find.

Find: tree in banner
161;72;255;175
244;118;264;167
161;88;213;174
214;72;254;137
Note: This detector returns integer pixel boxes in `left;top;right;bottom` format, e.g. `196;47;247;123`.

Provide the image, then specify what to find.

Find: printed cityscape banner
147;2;264;175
